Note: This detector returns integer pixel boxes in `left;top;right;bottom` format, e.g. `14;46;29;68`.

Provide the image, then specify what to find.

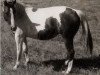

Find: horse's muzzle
11;26;16;31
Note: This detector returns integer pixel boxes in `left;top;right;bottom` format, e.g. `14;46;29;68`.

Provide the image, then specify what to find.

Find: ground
1;0;100;75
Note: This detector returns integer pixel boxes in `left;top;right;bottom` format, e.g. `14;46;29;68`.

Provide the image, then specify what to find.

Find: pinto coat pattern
2;0;93;74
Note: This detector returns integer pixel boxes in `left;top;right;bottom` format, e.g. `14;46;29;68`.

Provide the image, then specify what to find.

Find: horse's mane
14;2;35;25
14;2;26;18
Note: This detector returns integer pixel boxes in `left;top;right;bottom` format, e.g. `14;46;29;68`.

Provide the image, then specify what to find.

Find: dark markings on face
60;8;80;39
38;17;59;40
3;5;11;24
3;0;16;23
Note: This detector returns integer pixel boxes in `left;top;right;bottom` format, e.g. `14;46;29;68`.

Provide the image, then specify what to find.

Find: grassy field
1;0;100;75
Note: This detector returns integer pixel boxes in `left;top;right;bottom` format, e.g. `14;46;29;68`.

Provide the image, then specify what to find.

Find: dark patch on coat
32;8;38;12
38;17;59;40
60;8;80;39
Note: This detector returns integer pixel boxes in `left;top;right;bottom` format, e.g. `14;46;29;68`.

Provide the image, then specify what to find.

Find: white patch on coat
25;6;82;32
25;6;66;32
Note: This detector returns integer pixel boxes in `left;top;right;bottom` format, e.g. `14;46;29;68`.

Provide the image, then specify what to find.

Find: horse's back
25;6;82;25
25;6;67;31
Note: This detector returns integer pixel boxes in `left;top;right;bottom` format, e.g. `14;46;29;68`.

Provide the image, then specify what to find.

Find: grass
1;0;100;75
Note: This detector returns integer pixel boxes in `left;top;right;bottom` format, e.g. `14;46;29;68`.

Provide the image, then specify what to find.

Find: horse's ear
13;0;16;4
4;0;8;6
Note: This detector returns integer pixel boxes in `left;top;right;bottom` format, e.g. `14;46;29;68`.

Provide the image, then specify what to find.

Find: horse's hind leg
13;33;24;70
22;37;29;66
63;38;74;74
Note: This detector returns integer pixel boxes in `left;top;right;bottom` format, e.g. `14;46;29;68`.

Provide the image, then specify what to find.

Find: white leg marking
65;60;73;74
22;38;29;66
62;60;73;74
13;61;20;70
65;60;69;65
13;33;23;70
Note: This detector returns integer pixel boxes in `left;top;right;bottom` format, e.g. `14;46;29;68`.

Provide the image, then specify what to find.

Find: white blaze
66;60;73;74
10;8;15;29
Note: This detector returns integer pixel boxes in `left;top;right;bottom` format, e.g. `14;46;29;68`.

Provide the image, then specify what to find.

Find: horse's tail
80;13;93;55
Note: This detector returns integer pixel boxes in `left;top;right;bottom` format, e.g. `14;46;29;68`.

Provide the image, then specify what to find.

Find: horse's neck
14;3;35;30
14;3;26;18
14;3;29;22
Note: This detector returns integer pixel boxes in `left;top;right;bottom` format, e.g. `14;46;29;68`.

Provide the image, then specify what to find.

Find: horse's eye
3;6;10;15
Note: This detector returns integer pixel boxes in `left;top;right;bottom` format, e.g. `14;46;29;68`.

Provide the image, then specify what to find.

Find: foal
2;0;93;74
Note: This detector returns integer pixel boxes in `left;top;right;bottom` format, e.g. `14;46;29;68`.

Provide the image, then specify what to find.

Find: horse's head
3;0;16;21
3;0;16;30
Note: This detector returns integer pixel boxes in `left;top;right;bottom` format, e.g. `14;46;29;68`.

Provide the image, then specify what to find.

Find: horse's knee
15;34;23;43
22;39;28;54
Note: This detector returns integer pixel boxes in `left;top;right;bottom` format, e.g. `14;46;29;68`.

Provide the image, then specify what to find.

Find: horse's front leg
63;38;75;74
13;33;24;70
22;37;29;66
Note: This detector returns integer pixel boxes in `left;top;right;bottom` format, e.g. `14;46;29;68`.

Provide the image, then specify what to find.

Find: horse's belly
26;25;38;39
25;6;67;32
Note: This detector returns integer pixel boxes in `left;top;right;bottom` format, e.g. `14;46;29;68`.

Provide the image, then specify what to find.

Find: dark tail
81;15;93;55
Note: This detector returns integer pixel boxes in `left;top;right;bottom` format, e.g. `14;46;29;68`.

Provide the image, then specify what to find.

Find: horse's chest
25;7;66;32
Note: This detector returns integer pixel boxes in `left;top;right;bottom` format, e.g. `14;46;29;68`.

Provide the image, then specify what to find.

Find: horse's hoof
62;60;73;75
13;65;18;70
13;62;19;70
62;71;69;75
24;58;29;66
24;62;28;67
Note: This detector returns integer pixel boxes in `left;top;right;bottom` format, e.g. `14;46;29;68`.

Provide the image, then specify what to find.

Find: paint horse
2;0;93;74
